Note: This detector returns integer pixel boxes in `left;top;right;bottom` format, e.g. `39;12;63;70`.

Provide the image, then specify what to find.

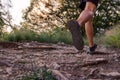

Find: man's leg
77;2;97;47
85;18;94;47
67;1;97;50
77;2;97;26
85;19;97;54
77;1;97;53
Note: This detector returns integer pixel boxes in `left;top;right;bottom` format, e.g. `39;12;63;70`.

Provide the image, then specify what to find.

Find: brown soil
0;42;120;80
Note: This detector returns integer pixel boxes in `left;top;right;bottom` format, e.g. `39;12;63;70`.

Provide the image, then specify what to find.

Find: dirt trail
0;42;120;80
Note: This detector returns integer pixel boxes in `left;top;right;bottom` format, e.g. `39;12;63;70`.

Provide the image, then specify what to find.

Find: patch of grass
36;32;53;43
3;27;90;45
95;25;120;48
83;37;88;45
50;27;72;44
4;27;72;44
104;26;120;48
3;29;37;42
21;67;56;80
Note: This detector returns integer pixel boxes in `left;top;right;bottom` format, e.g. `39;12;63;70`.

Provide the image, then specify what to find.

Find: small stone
87;58;107;62
6;67;12;75
18;46;22;49
52;70;69;80
49;62;60;70
100;71;120;78
75;54;82;58
0;68;2;72
89;79;103;80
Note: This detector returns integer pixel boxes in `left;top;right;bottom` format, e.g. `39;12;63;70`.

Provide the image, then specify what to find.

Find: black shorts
79;0;99;10
87;0;99;7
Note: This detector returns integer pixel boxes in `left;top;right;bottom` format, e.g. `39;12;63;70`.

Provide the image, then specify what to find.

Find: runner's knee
85;9;94;18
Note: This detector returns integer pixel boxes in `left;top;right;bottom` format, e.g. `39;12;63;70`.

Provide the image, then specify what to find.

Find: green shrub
98;25;120;48
37;32;53;43
37;27;72;44
4;29;38;42
21;67;56;80
51;27;72;44
3;27;72;44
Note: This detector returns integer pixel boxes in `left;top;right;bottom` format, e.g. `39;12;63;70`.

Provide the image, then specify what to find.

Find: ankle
89;44;97;51
89;44;94;48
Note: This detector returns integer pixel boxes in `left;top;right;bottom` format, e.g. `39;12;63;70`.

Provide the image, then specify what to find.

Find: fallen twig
81;58;108;67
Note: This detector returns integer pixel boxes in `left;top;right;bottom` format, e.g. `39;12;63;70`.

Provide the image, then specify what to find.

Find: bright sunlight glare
10;0;30;25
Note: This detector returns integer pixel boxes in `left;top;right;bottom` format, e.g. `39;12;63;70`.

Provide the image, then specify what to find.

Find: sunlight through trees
23;0;120;34
22;0;61;32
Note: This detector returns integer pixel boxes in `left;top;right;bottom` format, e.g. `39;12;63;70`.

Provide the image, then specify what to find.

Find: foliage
3;28;38;42
51;27;72;44
95;25;120;48
56;0;80;22
21;67;57;80
22;0;61;32
3;27;72;44
93;0;120;34
103;25;120;48
35;27;72;44
0;0;12;36
23;0;120;35
0;0;5;27
37;27;72;44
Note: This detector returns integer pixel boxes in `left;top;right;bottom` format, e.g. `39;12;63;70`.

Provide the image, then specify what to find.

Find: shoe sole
67;20;84;50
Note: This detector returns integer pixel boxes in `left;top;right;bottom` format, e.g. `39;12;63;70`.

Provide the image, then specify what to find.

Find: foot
67;20;84;50
87;44;97;54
